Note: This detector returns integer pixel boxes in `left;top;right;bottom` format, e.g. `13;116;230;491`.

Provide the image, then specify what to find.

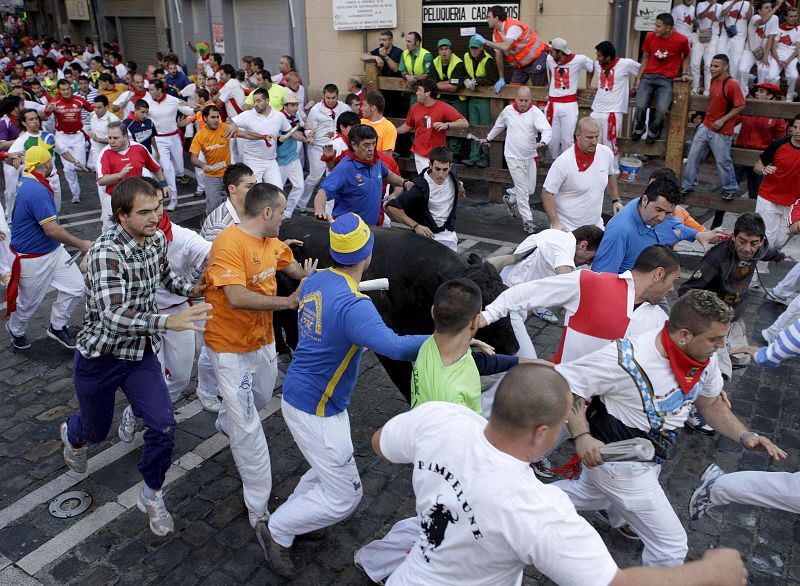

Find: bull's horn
485;245;538;271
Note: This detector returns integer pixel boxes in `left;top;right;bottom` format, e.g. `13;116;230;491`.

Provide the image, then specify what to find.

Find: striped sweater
756;320;800;367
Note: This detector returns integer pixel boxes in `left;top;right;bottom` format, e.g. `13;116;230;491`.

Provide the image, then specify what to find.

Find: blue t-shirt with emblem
10;175;60;254
318;155;388;226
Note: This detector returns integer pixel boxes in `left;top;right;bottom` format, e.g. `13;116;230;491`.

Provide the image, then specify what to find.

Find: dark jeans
68;348;176;490
509;52;548;86
734;164;761;199
633;74;674;139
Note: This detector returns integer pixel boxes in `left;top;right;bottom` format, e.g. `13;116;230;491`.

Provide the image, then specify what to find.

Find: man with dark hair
218;64;245;142
430;38;468;156
679;212;791;383
554;289;786;567
632;13;692;144
112;72;148;118
60;177;211;536
271;55;297;87
244;69;287;111
462;36;499;167
361;29;403;77
122;99;157;154
386;146;462;250
204;181;315;553
315;124;412;225
399;31;432;96
681;54;746;201
190;104;235;213
592;177;724;274
201;163;256;240
87;94;114;171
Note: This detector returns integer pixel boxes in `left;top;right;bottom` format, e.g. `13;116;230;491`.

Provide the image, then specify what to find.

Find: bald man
541;117;620;232
362;363;748;585
481;85;551;234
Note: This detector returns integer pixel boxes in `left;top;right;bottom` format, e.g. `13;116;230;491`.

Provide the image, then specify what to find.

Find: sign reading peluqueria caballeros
422;2;520;25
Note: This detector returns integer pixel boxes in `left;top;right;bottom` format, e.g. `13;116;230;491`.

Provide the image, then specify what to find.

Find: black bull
274;217;519;401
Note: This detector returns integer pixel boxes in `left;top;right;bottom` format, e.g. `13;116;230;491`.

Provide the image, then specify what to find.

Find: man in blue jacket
263;213;427;577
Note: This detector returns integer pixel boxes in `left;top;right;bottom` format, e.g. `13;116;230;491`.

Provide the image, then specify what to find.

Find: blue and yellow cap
329;213;374;266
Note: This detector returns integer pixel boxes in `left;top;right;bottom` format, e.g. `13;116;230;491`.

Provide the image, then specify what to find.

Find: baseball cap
329;213;375;266
24;144;52;170
437;38;453;48
468;37;483;48
549;38;571;55
282;92;299;105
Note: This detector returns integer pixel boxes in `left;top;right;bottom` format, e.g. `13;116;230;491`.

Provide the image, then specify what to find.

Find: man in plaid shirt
59;177;212;536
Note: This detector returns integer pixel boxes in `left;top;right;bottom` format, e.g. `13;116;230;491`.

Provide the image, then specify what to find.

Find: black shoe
680;187;694;195
47;324;77;349
5;323;31;350
631;132;644;141
722;191;736;201
176;175;190;185
461;159;476;167
644;135;656;145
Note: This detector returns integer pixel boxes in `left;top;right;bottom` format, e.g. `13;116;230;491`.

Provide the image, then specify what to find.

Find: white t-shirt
144;94;194;135
546;54;594;98
542;143;615;231
156;222;212;308
424;173;455;228
747;14;779;53
504;25;524;41
219;78;246;120
487;103;552;160
500;229;576;287
380;402;620;586
671;3;696;37
232;108;291;161
89;111;115;147
775;25;800;61
696;2;723;33
723;0;751;38
306;100;350;144
555;327;724;432
591;58;641;114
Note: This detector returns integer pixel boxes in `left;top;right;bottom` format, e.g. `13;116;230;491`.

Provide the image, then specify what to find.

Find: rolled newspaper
598;438;655;462
358;278;389;292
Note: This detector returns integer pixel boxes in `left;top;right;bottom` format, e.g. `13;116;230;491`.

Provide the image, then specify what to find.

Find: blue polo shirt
10;175;60;255
591;197;698;274
318;154;388;226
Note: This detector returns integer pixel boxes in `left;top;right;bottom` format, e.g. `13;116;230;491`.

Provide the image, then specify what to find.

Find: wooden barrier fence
362;62;800;215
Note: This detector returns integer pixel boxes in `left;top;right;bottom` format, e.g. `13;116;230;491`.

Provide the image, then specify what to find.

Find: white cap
282;92;299;105
549;38;571;55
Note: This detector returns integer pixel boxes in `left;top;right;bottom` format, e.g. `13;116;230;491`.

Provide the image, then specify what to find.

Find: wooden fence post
665;80;690;182
364;62;379;94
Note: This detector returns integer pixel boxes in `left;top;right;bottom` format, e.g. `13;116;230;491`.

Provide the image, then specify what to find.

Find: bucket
619;157;642;183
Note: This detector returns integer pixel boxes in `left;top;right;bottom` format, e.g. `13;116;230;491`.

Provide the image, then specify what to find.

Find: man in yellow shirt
360;91;397;155
244;70;288;111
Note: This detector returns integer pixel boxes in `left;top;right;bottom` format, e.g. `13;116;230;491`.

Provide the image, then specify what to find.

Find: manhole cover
49;491;92;519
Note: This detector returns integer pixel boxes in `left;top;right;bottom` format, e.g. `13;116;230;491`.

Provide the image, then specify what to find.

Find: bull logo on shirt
780;33;793;46
654;49;669;61
419;496;458;563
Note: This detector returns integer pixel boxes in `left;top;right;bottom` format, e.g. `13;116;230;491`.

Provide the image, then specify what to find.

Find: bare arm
540;188;564;230
610;548;747;586
222;283;298;311
395;122;412;135
41;220;92;252
635;53;650;89
314;188;331;220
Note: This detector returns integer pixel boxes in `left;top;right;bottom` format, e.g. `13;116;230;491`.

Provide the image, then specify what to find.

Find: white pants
780;58;800;102
738;51;780;90
7;246;85;336
48;167;62;216
764;294;800;340
99;189;114;233
547;101;578;160
711;470;799;514
717;34;746;82
555;461;688;567
157;301;197;403
773;262;800;300
87;140;104;172
3;162;20;214
196;339;219;406
357;516;418;583
246;158;282;188
195;151;206;193
299;145;327;211
154;134;184;205
268;399;363;547
756;196;792;251
506;157;537;223
56;131;87;199
209;343;277;527
432;229;458;251
413;153;429;174
280;159;304;219
0;202;11;275
690;35;720;94
716;318;749;379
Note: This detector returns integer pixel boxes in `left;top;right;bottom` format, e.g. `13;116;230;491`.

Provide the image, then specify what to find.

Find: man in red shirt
45;78;92;203
632;12;691;144
395;78;468;173
96;121;169;232
680;54;745;202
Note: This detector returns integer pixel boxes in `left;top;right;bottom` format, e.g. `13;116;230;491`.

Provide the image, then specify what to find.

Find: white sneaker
533;307;559;324
71;195;81;204
118;405;136;443
198;393;222;413
137;488;174;536
165;200;177;212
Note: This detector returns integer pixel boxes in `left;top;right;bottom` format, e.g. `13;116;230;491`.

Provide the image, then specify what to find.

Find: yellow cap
24;145;52;170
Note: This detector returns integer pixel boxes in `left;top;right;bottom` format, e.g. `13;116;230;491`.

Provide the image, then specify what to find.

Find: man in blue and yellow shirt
264;213;425;578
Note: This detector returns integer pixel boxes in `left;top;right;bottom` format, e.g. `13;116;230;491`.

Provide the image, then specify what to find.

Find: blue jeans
633;74;674;139
68;347;176;490
681;125;738;194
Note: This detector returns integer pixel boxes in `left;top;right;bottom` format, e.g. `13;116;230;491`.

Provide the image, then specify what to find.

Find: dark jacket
386;168;460;233
678;237;784;321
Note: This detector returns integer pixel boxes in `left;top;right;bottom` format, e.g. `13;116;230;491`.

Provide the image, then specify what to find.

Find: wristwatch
739;431;759;449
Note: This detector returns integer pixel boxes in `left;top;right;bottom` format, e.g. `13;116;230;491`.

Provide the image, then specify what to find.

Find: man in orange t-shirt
190;104;236;213
204;182;316;547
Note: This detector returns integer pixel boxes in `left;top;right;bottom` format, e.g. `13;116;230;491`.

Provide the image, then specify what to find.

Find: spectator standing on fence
632;13;692;144
774;6;800;101
360;29;405;116
462;36;498;168
680;54;745;202
360;91;397;155
718;1;752;85
738;0;782;90
691;1;724;95
471;5;549;93
545;38;593;160
399;32;432;106
481;85;551;234
430;38;468;158
541;117;618;232
591;41;640;173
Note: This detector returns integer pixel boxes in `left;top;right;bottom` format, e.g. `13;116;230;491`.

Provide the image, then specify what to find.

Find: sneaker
71;195;81;204
523;220;537;234
198;394;222;413
689;463;725;520
354;547;386;584
765;287;791;306
176;175;190;185
531;457;555;479
722;191;736;201
5;322;31;350
461;158;475;167
137;487;175;536
255;520;295;578
118;405;136;443
594;510;642;541
502;193;518;217
631;131;644;142
193;190;205;198
644;135;656;145
59;422;87;474
685;405;715;436
165;200;177;212
533;307;559;325
46;324;76;349
680;187;694;195
762;328;775;344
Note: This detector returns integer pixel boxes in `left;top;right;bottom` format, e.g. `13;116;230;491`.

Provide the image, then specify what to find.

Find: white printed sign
333;0;397;31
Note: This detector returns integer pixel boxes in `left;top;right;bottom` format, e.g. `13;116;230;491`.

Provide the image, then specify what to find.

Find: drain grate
49;491;92;519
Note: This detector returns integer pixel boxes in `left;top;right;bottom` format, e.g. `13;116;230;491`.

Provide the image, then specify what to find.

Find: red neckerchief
322;101;338;120
26;170;55;198
153;93;167;103
574;144;595;172
281;108;299;127
129;87;147;100
158;211;173;241
127;111;139;121
660;324;710;395
558;53;576;66
780;23;797;31
601;57;620;75
8;113;17;127
346;150;378;167
512;102;529;114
